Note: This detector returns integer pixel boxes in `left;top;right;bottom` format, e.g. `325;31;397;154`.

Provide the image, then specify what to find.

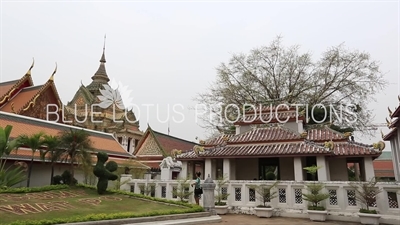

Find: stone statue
159;156;182;169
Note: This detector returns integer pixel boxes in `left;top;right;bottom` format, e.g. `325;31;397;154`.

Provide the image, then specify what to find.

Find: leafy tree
196;36;386;134
215;174;230;206
250;181;278;208
59;128;93;185
0;125;27;188
350;178;382;214
17;132;45;187
171;176;193;202
302;165;330;210
41;135;63;185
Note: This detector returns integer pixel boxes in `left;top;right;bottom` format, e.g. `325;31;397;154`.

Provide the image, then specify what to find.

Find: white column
316;156;328;181
223;158;231;180
204;159;212;179
178;161;188;179
294;157;304;181
363;157;375;181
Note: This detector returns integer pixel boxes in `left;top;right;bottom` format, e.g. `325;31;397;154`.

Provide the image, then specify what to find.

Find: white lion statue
159;156;182;169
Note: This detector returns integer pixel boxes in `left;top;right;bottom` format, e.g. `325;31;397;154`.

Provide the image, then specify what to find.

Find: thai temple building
177;105;385;182
383;96;400;181
63;43;143;154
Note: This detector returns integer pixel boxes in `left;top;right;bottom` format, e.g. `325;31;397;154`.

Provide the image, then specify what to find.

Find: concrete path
198;214;360;225
122;215;221;225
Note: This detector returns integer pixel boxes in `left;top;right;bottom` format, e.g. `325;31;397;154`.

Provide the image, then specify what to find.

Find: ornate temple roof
0;62;63;119
0;61;34;107
86;38;110;96
383;95;400;141
134;126;197;156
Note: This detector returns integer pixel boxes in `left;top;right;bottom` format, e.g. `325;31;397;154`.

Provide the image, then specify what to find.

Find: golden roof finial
49;62;57;81
386;117;391;126
380;129;385;139
26;58;34;75
398;95;400;102
388;107;393;117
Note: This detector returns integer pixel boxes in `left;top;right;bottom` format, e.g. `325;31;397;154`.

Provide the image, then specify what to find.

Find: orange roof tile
1;85;42;112
0;80;19;98
1;111;132;158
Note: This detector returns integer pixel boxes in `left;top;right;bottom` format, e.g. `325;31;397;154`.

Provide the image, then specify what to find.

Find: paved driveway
205;214;359;225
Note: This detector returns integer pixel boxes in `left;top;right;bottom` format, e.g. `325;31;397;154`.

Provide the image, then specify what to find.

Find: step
122;215;221;225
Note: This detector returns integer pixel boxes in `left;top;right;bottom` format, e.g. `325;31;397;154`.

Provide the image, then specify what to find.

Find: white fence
121;176;400;224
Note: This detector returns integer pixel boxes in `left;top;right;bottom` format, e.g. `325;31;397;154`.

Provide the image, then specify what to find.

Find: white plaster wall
328;158;349;181
7;162;88;188
279;157;294;180
235;158;258;180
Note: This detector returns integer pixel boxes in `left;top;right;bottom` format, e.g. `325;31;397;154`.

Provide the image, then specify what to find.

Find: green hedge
0;185;69;193
1;184;204;225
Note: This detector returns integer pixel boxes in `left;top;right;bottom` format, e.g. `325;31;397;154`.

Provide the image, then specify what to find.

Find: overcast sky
1;1;399;149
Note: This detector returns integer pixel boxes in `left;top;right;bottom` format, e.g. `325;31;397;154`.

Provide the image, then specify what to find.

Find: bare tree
196;36;387;134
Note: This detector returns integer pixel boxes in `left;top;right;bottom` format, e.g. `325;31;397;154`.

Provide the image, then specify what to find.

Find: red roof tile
0;80;18;98
153;131;196;153
228;126;301;143
205;134;235;146
178;140;380;159
178;142;330;159
307;126;347;142
332;142;379;156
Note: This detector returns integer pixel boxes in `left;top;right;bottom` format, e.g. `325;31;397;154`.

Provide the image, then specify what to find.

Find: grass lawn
0;186;191;225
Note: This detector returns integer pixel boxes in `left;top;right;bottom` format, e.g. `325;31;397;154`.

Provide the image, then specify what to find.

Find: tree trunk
50;162;54;185
70;158;75;185
27;158;33;187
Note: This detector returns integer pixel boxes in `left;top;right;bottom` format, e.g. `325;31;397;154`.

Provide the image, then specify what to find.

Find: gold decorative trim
388;107;393;117
0;87;16;104
11;102;16;114
22;94;40;112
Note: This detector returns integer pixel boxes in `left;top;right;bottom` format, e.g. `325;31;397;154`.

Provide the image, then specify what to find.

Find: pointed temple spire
86;35;110;95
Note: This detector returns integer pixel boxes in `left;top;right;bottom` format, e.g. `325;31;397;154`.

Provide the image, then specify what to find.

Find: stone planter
358;212;381;225
215;205;228;215
307;210;328;221
254;207;274;218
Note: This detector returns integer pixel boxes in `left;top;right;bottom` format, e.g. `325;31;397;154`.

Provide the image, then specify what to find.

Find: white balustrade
122;178;400;222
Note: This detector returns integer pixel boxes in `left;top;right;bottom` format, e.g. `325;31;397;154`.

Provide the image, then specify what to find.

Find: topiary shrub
53;175;63;185
61;170;77;185
93;152;118;194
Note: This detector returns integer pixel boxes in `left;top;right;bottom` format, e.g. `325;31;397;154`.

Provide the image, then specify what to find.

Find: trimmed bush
93;152;118;194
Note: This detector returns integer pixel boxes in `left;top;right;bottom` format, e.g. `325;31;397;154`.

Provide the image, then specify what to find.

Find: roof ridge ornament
49;62;57;81
26;58;35;75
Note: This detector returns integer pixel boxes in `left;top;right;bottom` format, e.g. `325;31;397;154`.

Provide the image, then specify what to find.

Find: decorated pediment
136;134;163;156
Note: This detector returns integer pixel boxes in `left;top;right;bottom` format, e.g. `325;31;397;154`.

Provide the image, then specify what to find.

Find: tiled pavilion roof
0;111;149;169
178;125;380;160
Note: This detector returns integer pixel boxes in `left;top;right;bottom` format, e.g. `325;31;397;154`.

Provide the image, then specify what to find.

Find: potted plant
350;178;382;225
214;174;230;214
250;180;278;218
302;165;330;221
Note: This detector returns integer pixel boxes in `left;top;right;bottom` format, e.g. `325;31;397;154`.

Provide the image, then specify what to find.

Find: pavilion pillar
316;156;328;181
223;158;231;180
363;157;375;181
293;157;304;181
205;159;212;179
